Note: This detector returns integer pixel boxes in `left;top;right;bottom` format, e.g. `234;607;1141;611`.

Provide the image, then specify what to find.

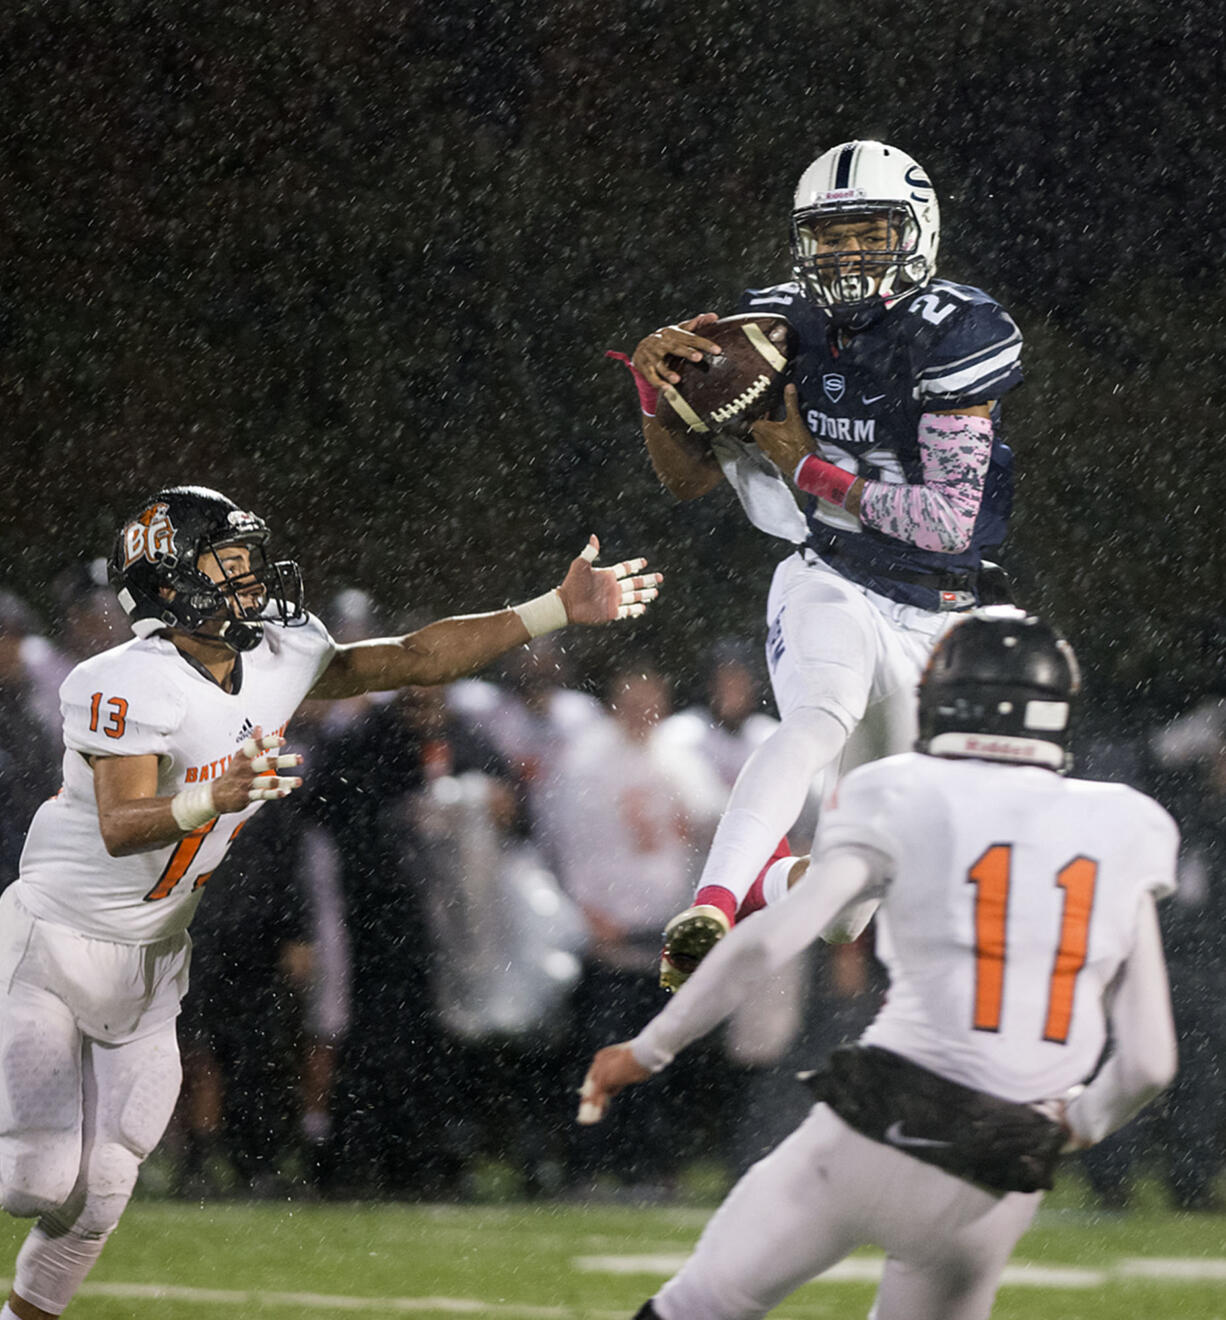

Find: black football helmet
917;608;1081;771
108;485;305;652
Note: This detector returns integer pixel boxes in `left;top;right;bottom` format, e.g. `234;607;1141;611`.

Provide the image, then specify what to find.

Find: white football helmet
791;140;939;325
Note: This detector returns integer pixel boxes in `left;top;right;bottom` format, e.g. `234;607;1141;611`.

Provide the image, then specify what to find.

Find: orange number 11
968;845;1098;1045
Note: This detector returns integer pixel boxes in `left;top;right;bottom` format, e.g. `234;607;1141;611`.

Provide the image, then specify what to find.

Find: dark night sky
2;0;1224;708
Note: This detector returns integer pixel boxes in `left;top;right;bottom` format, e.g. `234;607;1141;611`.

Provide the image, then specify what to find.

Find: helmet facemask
791;203;929;323
190;536;306;653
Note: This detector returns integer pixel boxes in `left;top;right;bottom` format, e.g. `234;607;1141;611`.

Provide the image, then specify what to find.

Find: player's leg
690;558;876;919
645;1105;867;1320
869;1181;1040;1320
10;1020;181;1317
1;977;87;1320
0;981;85;1224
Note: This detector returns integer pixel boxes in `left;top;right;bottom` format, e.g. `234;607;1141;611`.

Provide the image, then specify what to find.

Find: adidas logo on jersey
236;719;255;743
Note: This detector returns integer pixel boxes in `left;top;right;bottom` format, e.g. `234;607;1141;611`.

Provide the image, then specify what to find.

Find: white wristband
171;782;218;832
512;589;569;639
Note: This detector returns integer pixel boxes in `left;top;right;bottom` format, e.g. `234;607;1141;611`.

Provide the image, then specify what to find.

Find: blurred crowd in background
1;565;1223;1211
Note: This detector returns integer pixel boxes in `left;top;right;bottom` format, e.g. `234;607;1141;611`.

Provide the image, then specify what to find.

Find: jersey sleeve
60;656;185;759
1125;791;1179;901
272;612;339;694
811;759;907;870
917;298;1023;410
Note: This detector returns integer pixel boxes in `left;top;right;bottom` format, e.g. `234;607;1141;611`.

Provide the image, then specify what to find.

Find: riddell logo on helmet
820;188;867;201
964;736;1040;759
123;502;176;568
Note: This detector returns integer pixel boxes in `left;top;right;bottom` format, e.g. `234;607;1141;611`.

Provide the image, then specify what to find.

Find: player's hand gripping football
751;382;816;476
210;727;304;813
631;312;723;388
576;1042;652;1125
556;536;663;625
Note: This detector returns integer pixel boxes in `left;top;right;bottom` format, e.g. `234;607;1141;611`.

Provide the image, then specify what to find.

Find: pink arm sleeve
858;413;993;552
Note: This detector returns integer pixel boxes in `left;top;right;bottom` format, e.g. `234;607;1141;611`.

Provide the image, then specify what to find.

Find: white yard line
0;1283;623;1318
573;1255;1226;1288
3;1254;1225;1315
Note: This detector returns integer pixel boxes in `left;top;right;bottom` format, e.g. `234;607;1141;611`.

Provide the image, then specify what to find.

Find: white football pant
695;552;954;906
653;1105;1039;1320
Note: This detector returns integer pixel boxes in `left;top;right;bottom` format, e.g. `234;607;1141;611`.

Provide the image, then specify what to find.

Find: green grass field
3;1176;1225;1319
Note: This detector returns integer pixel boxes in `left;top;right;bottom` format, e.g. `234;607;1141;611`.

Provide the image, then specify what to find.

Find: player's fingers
250;752;303;774
248;776;303;802
616;603;648;620
240;732;286;759
609;558;649;580
576;1074;606;1125
579;536;599;564
618;573;662;592
619;586;659;606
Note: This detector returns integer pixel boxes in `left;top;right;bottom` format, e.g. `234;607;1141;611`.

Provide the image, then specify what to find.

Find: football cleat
658;904;732;992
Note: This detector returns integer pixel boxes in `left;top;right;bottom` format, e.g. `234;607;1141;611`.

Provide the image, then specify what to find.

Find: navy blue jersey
736;279;1023;610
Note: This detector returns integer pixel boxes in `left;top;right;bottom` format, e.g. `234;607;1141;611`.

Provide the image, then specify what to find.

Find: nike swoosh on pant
884;1120;953;1150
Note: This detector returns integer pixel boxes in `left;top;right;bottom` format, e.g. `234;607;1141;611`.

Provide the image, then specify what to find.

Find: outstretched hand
556;536;663;626
751;383;815;476
576;1042;652;1125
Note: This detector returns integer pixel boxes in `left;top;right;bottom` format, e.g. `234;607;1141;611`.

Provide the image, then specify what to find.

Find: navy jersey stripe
835;142;857;190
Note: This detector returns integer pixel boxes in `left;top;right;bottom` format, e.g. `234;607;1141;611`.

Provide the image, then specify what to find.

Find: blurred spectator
321;682;514;1196
448;636;603;870
1079;691;1226;1211
51;557;126;663
0;586;70;744
551;661;725;1195
1149;696;1226;1210
173;804;312;1198
0;591;61;882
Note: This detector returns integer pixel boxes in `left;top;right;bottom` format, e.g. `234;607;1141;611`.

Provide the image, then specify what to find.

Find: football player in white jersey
614;141;1026;989
579;610;1178;1320
0;484;661;1320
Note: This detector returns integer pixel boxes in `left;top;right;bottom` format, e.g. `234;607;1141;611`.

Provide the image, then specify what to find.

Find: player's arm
1061;894;1178;1147
753;385;993;551
93;733;301;857
641;413;724;500
308;536;661;700
612;314;726;501
577;845;887;1121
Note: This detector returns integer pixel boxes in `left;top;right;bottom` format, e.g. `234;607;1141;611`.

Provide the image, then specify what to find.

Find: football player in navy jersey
620;140;1024;988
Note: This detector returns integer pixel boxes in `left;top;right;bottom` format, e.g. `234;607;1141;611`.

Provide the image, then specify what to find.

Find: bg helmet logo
122;502;176;568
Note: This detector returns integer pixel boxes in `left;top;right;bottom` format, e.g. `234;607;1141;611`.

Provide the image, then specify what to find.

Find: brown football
656;313;797;439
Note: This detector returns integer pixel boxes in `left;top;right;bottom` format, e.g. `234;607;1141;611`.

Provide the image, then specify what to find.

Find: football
657;313;797;439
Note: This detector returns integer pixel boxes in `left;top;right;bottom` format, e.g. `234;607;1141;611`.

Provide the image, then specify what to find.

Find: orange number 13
968;844;1098;1045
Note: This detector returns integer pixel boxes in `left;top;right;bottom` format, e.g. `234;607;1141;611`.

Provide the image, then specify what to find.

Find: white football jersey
817;753;1178;1102
15;616;336;943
